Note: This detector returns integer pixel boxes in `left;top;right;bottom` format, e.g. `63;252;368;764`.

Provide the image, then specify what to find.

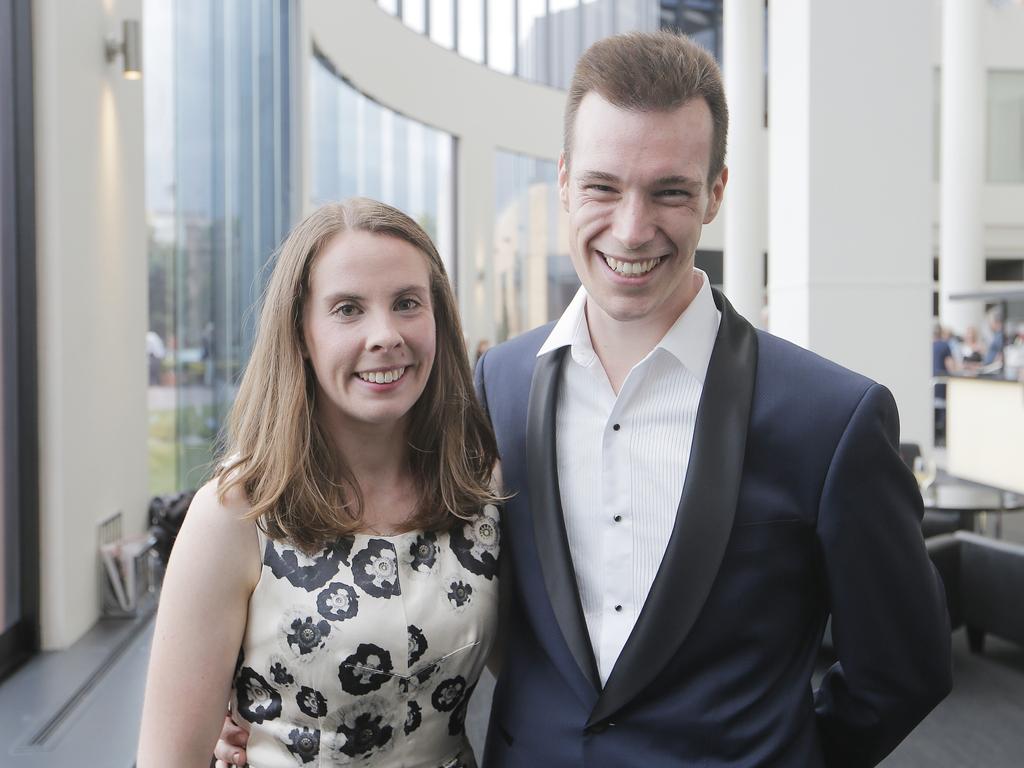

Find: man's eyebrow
653;175;703;189
577;170;621;184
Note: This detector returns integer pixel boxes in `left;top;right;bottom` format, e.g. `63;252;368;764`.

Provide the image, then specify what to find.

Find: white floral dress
230;506;500;767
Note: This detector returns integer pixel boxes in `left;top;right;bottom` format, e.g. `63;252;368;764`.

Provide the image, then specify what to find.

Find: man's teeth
357;367;407;384
603;255;662;276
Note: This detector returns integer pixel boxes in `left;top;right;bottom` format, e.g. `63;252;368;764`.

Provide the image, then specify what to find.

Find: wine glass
912;456;937;490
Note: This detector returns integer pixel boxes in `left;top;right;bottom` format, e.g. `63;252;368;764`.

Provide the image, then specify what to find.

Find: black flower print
408;624;428;666
447;580;473;609
448;681;477;736
431;675;467;712
265;536;353;592
352;539;402;598
398;662;437;696
408;532;438;572
316;581;359;622
335;710;394;760
297;685;328;718
235;667;283;724
338;643;395;695
285;615;331;658
286;726;320;764
404;700;422;735
270;660;294;686
449;508;500;579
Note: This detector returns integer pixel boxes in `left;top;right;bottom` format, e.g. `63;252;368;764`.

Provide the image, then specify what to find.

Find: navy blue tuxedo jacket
474;289;951;767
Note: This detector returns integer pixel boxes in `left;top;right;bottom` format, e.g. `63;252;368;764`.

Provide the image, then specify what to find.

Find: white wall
769;0;934;448
34;0;148;649
931;0;1024;276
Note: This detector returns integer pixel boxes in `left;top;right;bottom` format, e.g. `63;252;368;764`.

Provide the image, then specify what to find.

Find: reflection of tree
148;225;175;341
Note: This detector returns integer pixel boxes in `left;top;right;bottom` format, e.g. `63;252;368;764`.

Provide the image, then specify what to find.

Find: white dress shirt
536;270;721;686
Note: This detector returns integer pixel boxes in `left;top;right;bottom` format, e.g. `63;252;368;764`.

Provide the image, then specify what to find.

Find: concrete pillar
722;0;767;326
768;0;934;448
939;0;986;335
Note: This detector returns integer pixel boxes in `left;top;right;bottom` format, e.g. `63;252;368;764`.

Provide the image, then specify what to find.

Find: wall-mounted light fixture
105;19;141;80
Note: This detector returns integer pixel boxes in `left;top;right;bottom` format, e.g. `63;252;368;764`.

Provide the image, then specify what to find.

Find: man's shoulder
754;329;877;398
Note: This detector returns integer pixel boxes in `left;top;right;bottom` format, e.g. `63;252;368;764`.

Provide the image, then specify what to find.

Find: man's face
559;92;726;333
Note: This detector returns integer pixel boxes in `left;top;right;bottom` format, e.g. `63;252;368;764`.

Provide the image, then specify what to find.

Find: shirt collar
537;268;721;384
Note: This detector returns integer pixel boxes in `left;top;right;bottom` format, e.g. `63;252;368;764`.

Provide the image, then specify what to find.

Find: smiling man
473;31;951;767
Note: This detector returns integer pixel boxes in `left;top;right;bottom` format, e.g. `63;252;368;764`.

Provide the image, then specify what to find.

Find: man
983;307;1005;366
216;30;950;767
473;31;949;766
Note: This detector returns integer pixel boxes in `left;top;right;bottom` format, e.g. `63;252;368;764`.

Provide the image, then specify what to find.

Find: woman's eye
395;298;420;311
334;304;360;317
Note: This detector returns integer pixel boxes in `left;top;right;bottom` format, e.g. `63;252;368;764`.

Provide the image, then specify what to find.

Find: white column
769;0;934;448
939;0;986;335
722;0;767;327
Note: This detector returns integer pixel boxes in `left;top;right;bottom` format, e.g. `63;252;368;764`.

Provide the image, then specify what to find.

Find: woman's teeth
603;255;662;276
357;366;407;384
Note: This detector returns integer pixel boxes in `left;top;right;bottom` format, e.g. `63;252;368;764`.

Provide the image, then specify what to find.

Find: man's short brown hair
564;30;728;184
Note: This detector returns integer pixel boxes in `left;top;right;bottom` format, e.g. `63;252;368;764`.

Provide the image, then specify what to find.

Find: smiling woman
138;199;504;768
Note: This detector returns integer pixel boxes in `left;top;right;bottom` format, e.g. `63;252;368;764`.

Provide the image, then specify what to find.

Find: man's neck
586;274;703;394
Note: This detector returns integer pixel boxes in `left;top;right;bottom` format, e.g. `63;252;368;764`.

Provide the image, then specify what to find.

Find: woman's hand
213;713;250;767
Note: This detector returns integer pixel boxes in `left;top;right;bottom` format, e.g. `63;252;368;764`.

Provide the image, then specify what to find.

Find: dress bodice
231;506;500;767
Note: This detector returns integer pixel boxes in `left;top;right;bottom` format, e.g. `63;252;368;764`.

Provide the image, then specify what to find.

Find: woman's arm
137;480;262;767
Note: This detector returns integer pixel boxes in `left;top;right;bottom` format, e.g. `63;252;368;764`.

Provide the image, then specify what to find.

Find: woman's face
302;230;436;435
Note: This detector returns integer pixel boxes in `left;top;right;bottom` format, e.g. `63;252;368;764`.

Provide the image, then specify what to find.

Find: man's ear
703;165;728;225
558;151;570;213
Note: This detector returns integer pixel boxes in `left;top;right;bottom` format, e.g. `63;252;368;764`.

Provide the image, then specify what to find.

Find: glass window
404;0;427;34
430;0;456;49
144;0;296;493
660;0;721;61
487;0;516;74
988;70;1024;183
310;53;457;274
0;0;37;677
582;0;615;53
518;0;548;82
458;0;485;64
494;151;577;341
549;0;581;90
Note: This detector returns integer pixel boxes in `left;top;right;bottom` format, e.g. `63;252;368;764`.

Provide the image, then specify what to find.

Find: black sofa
927;531;1024;653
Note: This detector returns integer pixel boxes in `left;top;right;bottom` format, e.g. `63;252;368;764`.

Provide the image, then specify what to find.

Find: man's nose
611;194;656;251
366;312;404;352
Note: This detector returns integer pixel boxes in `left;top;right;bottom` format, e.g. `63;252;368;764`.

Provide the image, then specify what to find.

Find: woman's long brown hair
215;198;500;551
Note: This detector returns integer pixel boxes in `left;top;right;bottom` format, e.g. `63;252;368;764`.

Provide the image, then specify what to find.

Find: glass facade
988;70;1024;183
144;0;297;494
660;0;723;61
310;51;456;274
493;151;578;342
0;0;37;677
377;0;673;87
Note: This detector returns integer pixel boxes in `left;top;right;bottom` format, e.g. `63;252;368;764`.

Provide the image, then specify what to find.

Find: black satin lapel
588;290;759;727
528;347;602;693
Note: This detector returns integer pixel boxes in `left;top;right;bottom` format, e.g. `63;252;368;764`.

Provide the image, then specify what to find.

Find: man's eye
395;297;420;311
586;184;616;194
658;189;691;198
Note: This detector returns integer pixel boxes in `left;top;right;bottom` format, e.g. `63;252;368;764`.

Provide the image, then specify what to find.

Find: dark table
922;482;1024;538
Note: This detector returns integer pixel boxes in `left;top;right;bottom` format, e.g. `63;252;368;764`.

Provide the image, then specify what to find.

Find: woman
138;199;502;767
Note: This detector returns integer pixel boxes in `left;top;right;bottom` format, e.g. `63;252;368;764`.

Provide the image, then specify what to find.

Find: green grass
148;404;220;495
